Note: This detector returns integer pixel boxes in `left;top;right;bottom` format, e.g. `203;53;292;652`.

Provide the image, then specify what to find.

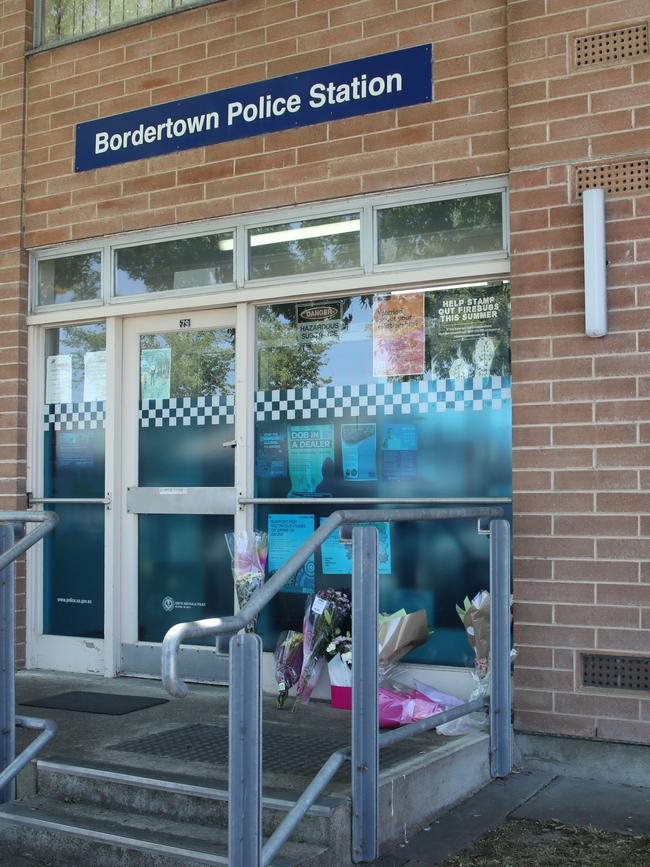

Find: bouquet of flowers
326;634;352;689
273;631;304;709
225;531;268;633
294;589;351;708
456;591;490;678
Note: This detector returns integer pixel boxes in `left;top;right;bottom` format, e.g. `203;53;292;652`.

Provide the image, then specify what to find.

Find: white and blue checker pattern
43;402;105;432
255;376;511;422
139;394;235;428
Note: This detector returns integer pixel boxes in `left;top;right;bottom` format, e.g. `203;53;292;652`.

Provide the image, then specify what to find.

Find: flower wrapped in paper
378;608;430;677
273;630;304;709
456;591;490;677
225;531;268;633
378;678;445;729
294;589;351;708
326;635;352;710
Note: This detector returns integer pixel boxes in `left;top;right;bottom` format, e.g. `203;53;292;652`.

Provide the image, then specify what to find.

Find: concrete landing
4;670;492;866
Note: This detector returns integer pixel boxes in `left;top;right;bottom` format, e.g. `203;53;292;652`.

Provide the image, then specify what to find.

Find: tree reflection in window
42;0;169;45
38;253;102;306
378;194;503;264
140;330;235;399
248;214;361;280
115;234;233;296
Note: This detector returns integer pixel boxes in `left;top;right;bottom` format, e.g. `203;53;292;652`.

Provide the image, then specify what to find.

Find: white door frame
118;306;249;680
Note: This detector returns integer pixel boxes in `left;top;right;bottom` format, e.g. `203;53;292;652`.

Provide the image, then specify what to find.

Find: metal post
229;632;262;867
489;519;512;778
351;525;379;863
0;523;16;803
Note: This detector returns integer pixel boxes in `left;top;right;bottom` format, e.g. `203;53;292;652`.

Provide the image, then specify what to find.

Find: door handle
222;440;237;448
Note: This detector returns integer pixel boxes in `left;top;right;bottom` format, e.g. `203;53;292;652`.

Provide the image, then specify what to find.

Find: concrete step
36;756;345;847
0;795;327;867
1;731;491;866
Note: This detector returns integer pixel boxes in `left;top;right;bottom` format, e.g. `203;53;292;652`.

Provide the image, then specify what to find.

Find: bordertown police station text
75;45;432;171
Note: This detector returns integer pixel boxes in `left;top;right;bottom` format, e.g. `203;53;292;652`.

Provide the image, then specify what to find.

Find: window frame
32;0;220;52
28;179;510;321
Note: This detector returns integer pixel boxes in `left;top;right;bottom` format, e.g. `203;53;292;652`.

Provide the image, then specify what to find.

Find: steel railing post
0;523;16;804
229;632;262;867
489;518;512;778
351;524;379;863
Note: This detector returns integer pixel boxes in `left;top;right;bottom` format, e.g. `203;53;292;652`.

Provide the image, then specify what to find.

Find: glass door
31;321;108;674
121;309;239;679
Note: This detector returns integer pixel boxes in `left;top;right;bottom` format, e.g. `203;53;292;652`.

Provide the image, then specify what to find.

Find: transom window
31;182;508;311
38;0;202;47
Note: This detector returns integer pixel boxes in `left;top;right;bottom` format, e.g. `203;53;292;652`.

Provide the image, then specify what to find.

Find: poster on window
287;424;335;496
297;300;342;343
140;348;171;400
256;430;288;478
268;513;316;593
83;351;107;402
320;520;392;575
381;422;417;481
430;283;510;380
341;423;377;482
372;292;425;377
46;355;72;404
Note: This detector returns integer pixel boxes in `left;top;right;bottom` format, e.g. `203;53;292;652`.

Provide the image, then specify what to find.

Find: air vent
574;23;648;68
582;653;650;691
575;160;650;198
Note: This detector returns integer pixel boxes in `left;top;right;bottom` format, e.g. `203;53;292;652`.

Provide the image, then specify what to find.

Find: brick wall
508;1;650;744
23;0;508;246
1;0;31;666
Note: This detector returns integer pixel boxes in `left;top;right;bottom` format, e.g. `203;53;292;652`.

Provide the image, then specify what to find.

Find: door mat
20;691;168;715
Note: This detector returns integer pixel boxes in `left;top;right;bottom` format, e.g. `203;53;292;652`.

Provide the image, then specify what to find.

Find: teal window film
115;232;234;297
254;283;511;666
248;213;361;281
376;193;504;265
42;323;106;638
37;252;101;307
138;514;234;645
137;328;236;642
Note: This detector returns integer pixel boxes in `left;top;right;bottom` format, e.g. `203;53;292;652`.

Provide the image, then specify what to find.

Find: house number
179;319;191;328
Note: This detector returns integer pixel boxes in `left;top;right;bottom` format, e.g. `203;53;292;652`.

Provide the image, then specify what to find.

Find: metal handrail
239;496;512;506
161;507;511;865
0;511;59;573
0;510;59;804
0;717;58;794
162;506;502;698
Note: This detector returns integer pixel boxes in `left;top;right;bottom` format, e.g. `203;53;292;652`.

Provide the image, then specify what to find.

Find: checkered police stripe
254;376;511;422
139;394;235;428
43;402;105;432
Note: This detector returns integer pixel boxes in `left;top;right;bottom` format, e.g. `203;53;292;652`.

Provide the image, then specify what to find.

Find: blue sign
75;45;432;172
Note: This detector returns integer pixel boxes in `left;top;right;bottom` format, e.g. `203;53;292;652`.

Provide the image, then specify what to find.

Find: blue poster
255;430;288;478
288;424;335;495
381;423;418;481
341;423;377;482
268;514;316;593
320;520;392;575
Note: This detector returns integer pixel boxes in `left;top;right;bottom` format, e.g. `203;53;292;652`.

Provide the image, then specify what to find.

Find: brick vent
574;23;649;68
575;160;650;198
582;654;650;692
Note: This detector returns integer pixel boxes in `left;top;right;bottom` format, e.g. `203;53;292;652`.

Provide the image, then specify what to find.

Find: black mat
20;691;168;715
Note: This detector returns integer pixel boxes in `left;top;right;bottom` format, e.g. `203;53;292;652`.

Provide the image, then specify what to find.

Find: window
377;193;504;265
115;233;233;296
39;0;198;47
37;252;101;306
247;214;361;281
31;183;508;309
